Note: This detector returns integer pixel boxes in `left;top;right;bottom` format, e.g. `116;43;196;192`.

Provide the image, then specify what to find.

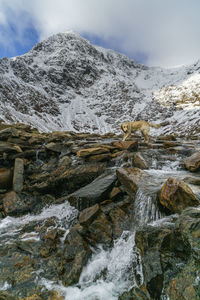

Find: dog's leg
122;132;129;141
141;128;150;143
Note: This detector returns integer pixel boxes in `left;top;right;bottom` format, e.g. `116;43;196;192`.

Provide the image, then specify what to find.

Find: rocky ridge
0;31;200;136
0;122;200;299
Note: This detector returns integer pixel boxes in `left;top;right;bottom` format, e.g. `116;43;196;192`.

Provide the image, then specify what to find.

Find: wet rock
163;141;180;148
0;291;15;300
133;152;149;169
19;295;43;300
176;207;200;259
77;146;110;157
112;140;138;151
166;259;200;300
119;285;151;300
166;146;194;156
0;168;13;189
182;175;200;186
109;206;130;238
183;151;200;172
0;142;22;153
67;171;117;210
85;211;113;247
45;142;63;153
158;177;199;213
117;167;148;199
58;155;72;167
61;225;92;286
28;163;106;195
16;238;42;257
135;226;168;299
0;127;19;140
2;191;37;216
13;158;24;192
109;186;123;200
135;222;190;300
47;291;64;300
157;135;177;141
39;226;63;258
79;204;101;227
100;196;132;216
86;152;113;162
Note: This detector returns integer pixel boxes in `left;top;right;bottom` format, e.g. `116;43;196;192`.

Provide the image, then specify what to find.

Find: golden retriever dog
121;120;161;143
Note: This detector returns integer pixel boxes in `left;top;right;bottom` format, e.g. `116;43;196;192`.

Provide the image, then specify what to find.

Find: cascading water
0;137;199;299
41;231;142;300
40;176;165;300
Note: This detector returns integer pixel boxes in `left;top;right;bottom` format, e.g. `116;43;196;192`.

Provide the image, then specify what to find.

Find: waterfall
40;187;163;300
41;231;143;300
133;189;163;227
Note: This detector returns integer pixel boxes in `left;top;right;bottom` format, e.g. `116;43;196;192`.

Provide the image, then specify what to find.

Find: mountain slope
0;31;199;136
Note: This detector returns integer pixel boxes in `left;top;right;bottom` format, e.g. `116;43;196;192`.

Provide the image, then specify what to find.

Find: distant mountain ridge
0;31;199;136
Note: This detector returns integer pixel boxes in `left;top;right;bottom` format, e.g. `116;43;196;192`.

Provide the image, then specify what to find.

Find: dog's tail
148;123;161;128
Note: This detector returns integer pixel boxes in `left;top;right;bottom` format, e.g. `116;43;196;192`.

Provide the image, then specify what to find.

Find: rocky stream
0;122;200;300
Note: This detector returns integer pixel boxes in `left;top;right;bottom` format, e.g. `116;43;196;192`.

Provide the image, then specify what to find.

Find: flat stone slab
68;172;117;211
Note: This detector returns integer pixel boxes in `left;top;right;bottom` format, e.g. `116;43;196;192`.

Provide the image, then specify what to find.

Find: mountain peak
0;33;199;136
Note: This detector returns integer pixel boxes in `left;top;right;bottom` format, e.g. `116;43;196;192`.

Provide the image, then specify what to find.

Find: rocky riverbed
0;122;200;300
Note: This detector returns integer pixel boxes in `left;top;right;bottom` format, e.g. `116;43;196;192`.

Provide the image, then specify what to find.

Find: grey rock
68;171;117;210
13;158;24;192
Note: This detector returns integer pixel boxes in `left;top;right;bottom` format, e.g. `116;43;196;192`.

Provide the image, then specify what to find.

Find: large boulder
84;211;113;247
135;221;190;300
183;152;200;172
166;259;200;300
67;171;117;210
79;204;113;246
27;163;106;195
166;207;200;300
135;226;170;300
2;191;37;216
175;207;200;259
158;177;199;213
117;167;148;199
60;225;92;286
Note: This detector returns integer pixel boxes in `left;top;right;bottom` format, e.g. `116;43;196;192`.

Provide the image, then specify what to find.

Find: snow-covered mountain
0;31;199;136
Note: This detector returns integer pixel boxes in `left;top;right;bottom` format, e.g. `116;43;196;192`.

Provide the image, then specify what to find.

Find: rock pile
0;122;199;299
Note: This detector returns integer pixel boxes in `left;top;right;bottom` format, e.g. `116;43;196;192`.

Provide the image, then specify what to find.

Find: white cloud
1;0;200;67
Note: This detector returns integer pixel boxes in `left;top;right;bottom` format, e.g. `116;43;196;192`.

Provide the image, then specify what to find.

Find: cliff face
0;31;200;135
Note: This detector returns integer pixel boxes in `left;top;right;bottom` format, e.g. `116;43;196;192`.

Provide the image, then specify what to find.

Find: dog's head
121;123;128;133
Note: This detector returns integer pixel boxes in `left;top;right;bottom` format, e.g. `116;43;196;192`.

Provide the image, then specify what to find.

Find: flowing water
39;155;188;299
0;139;200;299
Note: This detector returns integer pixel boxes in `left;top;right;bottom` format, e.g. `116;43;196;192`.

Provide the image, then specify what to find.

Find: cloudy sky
0;0;200;67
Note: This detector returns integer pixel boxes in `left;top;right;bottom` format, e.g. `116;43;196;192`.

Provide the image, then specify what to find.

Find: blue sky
0;7;148;65
1;0;200;67
0;23;39;58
